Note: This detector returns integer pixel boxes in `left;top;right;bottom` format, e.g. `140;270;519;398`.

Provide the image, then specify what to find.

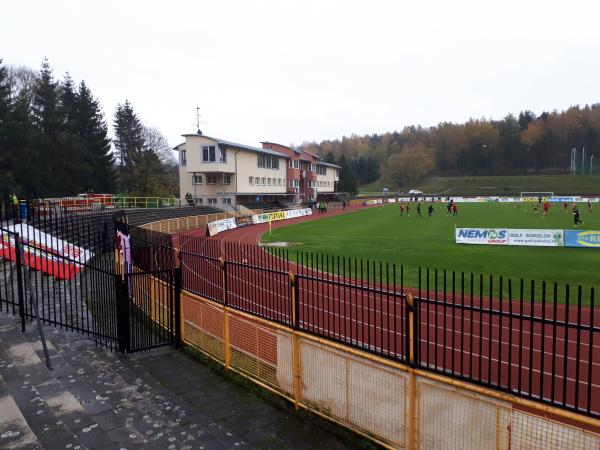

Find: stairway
0;315;241;450
0;314;359;450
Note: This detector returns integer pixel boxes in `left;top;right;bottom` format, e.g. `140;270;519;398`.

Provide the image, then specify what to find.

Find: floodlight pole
570;148;576;175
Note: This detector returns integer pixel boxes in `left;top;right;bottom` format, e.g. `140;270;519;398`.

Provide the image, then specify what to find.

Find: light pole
582;148;586;175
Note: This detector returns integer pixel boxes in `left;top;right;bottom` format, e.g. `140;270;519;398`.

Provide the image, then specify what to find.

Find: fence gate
116;268;181;353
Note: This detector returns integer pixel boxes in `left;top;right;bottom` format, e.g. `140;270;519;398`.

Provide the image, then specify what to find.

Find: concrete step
0;313;362;450
0;372;42;450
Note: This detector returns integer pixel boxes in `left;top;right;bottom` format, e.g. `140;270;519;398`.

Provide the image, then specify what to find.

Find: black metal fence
2;198;596;418
0;199;179;353
178;234;600;419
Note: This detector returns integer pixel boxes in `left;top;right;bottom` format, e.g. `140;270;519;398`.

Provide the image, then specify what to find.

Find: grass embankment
262;202;599;300
359;174;600;196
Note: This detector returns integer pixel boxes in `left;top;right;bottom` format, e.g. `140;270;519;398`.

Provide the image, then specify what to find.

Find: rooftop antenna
195;107;207;135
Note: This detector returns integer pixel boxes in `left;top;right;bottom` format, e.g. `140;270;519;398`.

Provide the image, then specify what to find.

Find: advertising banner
284;208;312;219
507;229;563;247
564;230;600;248
234;215;254;227
364;199;384;206
455;228;508;245
252;210;287;224
207;217;237;236
0;224;93;280
548;197;575;203
252;208;312;225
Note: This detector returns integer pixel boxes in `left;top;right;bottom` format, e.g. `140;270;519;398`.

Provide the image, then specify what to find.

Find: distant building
175;133;340;208
261;142;340;202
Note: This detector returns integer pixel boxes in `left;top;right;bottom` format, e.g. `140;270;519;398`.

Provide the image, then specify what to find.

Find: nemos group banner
507;229;564;247
457;228;599;248
564;230;600;248
0;224;93;279
455;228;508;245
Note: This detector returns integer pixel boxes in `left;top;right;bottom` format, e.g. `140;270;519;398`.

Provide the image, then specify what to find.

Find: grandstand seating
30;205;222;247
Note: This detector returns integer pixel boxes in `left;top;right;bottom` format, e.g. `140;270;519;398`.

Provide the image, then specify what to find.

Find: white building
175;132;340;208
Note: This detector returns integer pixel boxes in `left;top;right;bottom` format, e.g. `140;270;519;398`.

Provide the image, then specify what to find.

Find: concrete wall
234;151;287;194
184;135;235;174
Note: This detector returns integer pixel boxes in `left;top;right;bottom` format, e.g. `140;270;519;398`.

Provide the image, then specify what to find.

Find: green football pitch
262;202;599;297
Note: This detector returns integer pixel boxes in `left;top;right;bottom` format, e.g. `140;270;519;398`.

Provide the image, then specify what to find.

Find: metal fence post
219;257;228;306
407;293;417;450
219;257;230;369
289;271;299;329
174;267;182;348
115;275;131;353
14;234;26;332
289;271;302;410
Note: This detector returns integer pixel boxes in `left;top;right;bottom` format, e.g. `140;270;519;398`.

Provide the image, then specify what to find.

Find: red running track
174;204;600;419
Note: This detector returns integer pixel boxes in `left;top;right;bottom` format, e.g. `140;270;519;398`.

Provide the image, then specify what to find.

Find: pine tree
31;58;61;195
75;81;114;192
0;58;16;193
113;100;144;193
337;154;358;194
58;73;88;193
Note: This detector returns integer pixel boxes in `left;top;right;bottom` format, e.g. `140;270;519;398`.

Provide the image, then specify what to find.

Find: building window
223;175;231;185
261;177;266;185
222;198;232;204
207;175;217;184
202;145;216;162
249;176;254;186
258;154;280;169
195;197;203;204
292;160;300;169
289;160;293;168
207;198;217;205
278;178;282;186
267;178;272;186
192;174;203;185
309;164;315;172
181;149;186;166
219;147;226;162
316;165;327;175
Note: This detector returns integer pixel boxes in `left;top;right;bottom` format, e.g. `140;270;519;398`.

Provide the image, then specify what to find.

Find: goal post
520;192;554;198
519;192;554;202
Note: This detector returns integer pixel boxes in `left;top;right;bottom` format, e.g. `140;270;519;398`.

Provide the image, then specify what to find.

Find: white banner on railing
207;217;237;236
206;208;314;236
252;208;312;224
0;224;93;279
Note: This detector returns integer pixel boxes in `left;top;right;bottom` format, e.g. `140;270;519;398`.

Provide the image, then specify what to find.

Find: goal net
520;192;554;202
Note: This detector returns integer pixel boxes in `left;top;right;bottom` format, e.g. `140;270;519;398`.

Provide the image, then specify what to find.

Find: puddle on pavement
260;241;302;247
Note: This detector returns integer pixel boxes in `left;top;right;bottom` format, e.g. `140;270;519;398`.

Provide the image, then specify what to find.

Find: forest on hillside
301;106;600;192
2;55;599;198
0;57;178;197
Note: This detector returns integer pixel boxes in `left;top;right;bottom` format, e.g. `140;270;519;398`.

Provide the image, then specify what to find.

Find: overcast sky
2;0;599;149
